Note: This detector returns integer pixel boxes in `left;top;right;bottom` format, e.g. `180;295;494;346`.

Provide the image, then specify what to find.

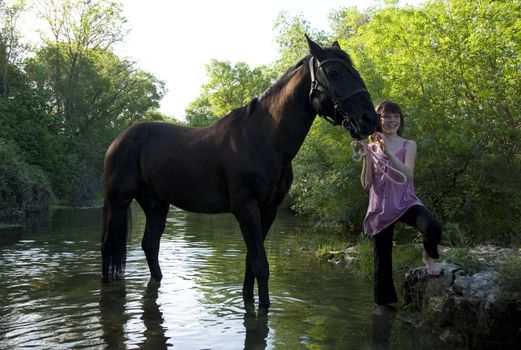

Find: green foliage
272;11;329;72
355;238;425;284
356;236;374;281
497;254;521;297
287;0;521;245
185;94;219;127
290;121;368;231
185;60;274;126
0;0;165;214
0;138;51;216
443;247;485;274
0;0;28;98
25;45;165;135
37;0;127;50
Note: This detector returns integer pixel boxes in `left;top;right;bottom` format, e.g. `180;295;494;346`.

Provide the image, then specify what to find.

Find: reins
351;140;408;185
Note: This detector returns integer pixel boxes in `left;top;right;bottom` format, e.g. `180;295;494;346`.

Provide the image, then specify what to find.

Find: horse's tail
101;197;132;280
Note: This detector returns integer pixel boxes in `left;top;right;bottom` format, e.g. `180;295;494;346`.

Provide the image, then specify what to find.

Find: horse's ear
332;41;341;49
305;34;324;57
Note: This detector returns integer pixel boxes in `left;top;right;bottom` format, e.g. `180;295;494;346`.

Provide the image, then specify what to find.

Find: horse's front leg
136;193;169;281
142;220;166;280
234;201;270;309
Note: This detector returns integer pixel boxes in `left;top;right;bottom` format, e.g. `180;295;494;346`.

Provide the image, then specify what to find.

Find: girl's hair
375;100;404;136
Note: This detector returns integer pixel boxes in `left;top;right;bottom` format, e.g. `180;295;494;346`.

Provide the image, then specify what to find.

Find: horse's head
306;35;378;140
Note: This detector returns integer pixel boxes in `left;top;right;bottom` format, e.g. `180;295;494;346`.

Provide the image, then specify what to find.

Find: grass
496;254;521;298
442;247;485;273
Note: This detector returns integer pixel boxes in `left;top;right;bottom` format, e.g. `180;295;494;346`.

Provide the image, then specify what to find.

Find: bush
0;138;52;216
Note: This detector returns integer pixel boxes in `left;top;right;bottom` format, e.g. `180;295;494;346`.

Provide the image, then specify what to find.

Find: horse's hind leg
136;188;170;281
242;206;278;302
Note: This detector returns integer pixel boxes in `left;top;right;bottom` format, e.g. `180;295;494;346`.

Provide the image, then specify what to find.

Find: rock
402;262;462;312
343;246;359;265
326;250;346;264
402;259;521;349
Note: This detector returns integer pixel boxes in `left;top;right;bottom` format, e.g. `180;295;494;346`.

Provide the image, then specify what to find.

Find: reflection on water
0;205;461;349
371;311;396;350
243;302;269;350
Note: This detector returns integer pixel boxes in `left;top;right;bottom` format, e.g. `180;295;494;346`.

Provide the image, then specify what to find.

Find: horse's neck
260;64;316;161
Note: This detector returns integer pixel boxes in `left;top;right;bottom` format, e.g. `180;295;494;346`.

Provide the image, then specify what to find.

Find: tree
185;60;274;127
17;0;166;201
0;0;27;98
272;11;328;72
32;0;128;129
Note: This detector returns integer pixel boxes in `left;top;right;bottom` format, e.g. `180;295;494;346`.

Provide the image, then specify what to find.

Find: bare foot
422;250;441;276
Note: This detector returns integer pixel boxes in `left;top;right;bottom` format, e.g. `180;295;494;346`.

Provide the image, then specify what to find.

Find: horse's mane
259;56;309;101
216;46;353;123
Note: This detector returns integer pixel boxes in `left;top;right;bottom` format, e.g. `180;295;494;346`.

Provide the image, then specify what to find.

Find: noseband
308;56;369;134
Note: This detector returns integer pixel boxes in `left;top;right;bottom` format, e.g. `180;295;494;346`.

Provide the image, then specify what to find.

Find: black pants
372;205;441;305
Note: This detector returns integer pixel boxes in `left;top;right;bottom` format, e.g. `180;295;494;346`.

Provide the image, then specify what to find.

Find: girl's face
379;112;401;134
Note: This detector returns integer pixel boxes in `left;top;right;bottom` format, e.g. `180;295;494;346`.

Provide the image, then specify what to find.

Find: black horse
101;36;378;308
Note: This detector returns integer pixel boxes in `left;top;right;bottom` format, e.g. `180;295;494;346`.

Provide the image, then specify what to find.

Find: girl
360;101;441;310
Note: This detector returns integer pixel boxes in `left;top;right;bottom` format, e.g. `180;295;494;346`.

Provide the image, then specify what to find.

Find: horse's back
104;121;232;211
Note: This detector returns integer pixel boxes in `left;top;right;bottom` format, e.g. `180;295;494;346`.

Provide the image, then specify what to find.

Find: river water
0;205;458;349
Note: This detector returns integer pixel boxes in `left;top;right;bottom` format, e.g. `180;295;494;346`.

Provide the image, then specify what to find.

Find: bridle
308;56;369;134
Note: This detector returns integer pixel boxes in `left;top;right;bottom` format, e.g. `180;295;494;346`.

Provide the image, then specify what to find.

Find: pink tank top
364;140;423;236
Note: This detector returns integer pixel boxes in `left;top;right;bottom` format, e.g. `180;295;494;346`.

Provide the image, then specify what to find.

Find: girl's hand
361;141;370;155
375;132;389;154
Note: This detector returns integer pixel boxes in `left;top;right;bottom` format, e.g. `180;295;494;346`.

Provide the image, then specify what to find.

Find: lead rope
351;141;408;185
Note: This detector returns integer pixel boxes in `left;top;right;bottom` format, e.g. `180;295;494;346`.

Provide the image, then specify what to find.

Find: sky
115;0;384;118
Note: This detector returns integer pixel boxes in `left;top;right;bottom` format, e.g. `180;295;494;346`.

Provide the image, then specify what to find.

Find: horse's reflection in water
99;280;169;349
100;281;268;349
140;280;170;349
243;301;269;350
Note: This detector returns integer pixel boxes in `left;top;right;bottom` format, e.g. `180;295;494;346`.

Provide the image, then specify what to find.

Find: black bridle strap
311;57;369;104
308;57;369;131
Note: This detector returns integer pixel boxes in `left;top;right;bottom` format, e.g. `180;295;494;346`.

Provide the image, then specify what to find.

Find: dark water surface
0;205;457;349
